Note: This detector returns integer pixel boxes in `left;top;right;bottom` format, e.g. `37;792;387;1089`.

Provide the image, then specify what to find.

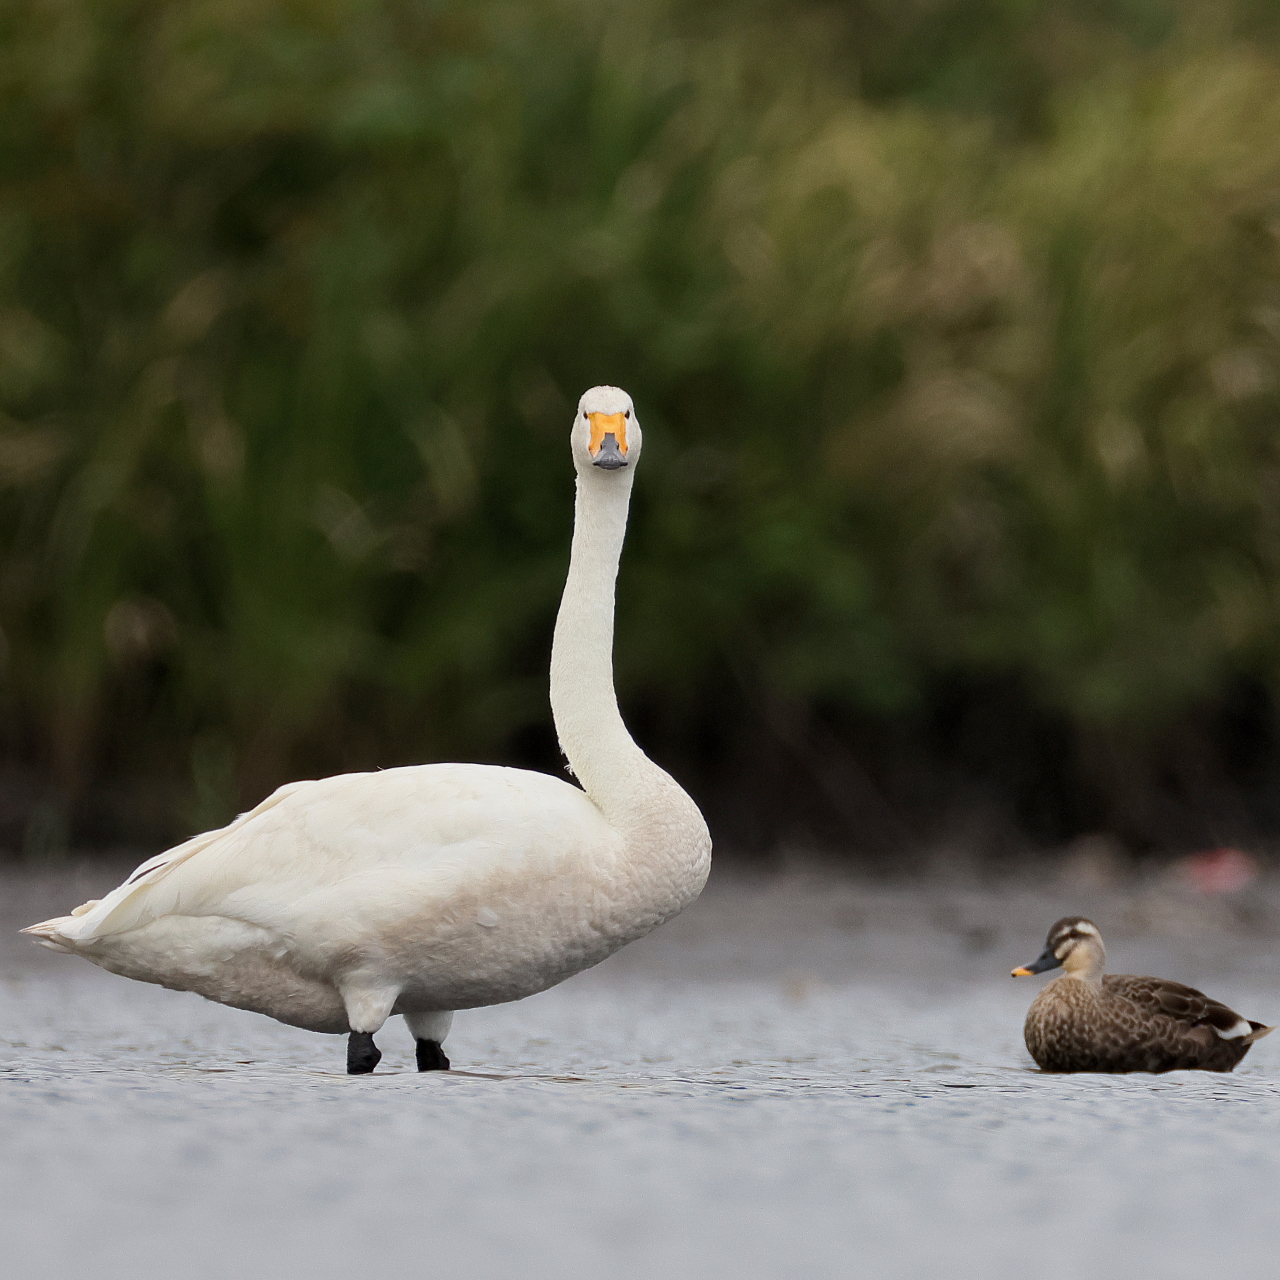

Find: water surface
3;865;1277;1278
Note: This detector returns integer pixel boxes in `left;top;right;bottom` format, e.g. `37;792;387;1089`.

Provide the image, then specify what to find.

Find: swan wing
25;764;608;948
21;779;317;948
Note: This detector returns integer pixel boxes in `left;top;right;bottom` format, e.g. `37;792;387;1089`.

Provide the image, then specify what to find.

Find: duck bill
1011;947;1061;977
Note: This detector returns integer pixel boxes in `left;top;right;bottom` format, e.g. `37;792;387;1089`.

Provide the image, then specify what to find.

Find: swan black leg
415;1039;450;1072
347;1031;382;1074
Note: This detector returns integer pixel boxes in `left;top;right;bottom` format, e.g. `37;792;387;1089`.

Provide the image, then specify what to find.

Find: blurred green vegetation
4;0;1280;855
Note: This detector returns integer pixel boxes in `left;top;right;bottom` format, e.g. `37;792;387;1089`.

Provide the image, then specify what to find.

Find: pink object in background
1176;848;1259;895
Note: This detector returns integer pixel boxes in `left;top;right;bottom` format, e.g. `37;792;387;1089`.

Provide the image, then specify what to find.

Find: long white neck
548;455;711;932
550;466;651;826
549;466;700;839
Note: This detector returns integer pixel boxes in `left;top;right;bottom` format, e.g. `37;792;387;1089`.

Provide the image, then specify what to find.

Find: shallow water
2;865;1278;1279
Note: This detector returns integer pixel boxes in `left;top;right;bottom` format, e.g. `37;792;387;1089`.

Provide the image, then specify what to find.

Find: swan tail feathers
19;916;80;953
23;778;319;946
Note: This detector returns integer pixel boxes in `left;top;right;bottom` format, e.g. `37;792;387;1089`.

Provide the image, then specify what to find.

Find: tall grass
3;1;1280;852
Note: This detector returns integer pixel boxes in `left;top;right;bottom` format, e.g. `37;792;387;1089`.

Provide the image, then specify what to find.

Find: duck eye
583;410;589;419
624;409;630;418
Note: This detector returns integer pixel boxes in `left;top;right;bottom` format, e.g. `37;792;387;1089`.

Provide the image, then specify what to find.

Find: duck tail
1243;1023;1274;1045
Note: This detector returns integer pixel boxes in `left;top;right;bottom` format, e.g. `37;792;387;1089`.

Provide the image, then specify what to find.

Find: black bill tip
592;432;628;469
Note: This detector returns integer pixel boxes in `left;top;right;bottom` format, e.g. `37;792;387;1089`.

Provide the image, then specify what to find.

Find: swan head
573;386;640;473
1012;917;1106;979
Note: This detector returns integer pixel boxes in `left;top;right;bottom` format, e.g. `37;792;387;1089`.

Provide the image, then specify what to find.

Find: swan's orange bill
1011;966;1034;977
588;411;628;458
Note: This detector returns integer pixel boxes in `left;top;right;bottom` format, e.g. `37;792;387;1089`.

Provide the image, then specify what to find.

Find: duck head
1012;917;1106;983
572;386;641;474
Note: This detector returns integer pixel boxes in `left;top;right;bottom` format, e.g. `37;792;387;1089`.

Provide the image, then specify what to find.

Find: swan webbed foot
415;1038;450;1072
347;1031;382;1074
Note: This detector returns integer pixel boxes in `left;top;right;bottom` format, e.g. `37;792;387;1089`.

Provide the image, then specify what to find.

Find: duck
1011;916;1272;1073
23;386;712;1075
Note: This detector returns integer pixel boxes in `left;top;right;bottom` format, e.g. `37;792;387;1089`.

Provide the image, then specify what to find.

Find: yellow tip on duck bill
1010;966;1034;977
587;411;628;459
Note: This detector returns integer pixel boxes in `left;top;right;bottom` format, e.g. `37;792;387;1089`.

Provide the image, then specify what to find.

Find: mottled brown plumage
1012;916;1273;1074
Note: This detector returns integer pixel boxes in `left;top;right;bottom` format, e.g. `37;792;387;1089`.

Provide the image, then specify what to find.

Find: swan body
24;386;711;1069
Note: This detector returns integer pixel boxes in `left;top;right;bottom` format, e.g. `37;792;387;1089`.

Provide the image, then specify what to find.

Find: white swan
23;386;711;1074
